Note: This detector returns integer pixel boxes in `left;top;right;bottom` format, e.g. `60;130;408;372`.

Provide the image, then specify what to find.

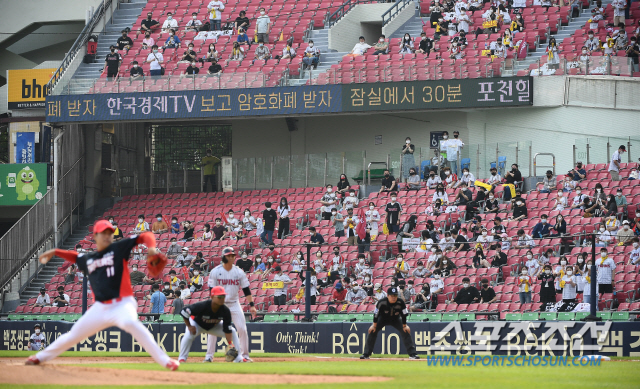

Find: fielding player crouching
360;286;420;360
179;286;243;363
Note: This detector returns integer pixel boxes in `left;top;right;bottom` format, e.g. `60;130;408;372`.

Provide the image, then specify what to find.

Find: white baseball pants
205;301;249;360
36;297;171;367
179;318;241;362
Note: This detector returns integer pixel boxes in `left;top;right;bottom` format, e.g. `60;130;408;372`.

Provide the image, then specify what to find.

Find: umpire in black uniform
360;287;419;359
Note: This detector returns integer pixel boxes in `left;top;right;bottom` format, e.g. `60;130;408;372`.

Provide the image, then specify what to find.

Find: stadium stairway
288;28;348;86
72;0;147;87
18;221;94;306
511;0;612;75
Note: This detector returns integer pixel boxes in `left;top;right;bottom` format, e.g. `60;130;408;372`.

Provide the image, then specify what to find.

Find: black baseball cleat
360;355;370;359
409;354;420;360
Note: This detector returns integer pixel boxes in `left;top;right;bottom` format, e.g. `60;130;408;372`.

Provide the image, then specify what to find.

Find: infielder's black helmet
222;247;236;257
34;324;41;329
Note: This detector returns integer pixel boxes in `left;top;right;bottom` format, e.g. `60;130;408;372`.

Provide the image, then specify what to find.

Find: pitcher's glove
225;346;239;362
147;252;168;278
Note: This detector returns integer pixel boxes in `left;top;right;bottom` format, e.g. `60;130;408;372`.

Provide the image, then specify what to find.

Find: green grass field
1;351;638;389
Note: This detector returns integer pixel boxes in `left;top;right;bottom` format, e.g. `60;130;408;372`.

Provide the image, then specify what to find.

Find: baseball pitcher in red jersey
25;220;180;370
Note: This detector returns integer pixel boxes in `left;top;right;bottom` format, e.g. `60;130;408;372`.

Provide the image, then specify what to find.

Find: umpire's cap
387;287;398;295
222;247;236;256
210;286;227;296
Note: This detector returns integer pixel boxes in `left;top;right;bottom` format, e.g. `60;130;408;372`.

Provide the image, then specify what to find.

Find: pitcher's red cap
210;286;227;296
94;220;115;234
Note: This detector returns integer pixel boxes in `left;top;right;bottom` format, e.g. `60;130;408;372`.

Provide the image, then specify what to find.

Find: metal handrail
367;161;388;186
47;0;113;93
533;152;556;176
327;0;379;27
382;0;412;27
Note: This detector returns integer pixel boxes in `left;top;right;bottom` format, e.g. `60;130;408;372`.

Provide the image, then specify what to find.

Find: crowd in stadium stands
90;0;640;93
16;138;640;319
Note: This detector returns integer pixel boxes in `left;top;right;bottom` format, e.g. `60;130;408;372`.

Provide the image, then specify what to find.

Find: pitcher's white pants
205;301;249;360
179;317;241;362
36;297;171;367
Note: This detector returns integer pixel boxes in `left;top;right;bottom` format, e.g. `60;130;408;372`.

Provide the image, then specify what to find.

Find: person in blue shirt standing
531;214;551;239
150;284;167;314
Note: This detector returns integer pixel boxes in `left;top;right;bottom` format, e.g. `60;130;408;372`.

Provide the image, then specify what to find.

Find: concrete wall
381;3;416;38
0;0;102;46
328;4;391;52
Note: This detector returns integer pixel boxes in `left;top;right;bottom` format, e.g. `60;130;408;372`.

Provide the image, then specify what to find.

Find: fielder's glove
225;347;239;362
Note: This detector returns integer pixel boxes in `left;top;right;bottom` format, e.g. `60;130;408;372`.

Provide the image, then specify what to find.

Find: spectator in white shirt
146;45;164;76
343;190;359;210
225;210;239;234
595;223;612;247
455;167;475;188
346;36;371;57
432;184;449;204
596;248;616;294
162;12;179;33
553;190;568;211
570;186;588;210
320;184;338;220
185;12;202;31
302;40;320;69
515;228;535;249
256;7;271;43
442;166;457;189
627;239;640;265
608;145;626;181
365;202;380;238
445;131;464;176
34;288;50;307
278;43;297;60
487;167;502;188
426;171;442;189
207;0;225;31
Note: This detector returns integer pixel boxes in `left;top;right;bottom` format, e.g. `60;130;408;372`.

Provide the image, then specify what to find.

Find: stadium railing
382;0;414;27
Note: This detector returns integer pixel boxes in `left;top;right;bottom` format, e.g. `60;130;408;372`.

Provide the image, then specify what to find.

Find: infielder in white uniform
205;246;257;362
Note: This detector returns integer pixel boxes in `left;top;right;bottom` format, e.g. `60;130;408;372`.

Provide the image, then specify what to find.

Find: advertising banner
7;69;55;109
0;163;48;206
15;132;35;164
45;78;533;123
1;320;637;357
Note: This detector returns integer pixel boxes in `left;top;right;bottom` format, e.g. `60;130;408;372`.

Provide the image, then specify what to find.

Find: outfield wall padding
2;321;638;356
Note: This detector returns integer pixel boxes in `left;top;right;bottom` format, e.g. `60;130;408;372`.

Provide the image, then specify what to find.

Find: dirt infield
0;357;390;386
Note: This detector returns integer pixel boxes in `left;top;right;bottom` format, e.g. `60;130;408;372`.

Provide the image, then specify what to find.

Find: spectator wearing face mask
163;29;182;51
253;255;266;274
255;7;271;43
441;167;457;189
627;36;640;72
320;185;338;220
207;0;225;31
384;193;402;233
456;167;475;188
141;12;159;33
451;277;479;304
346;36;372;57
130;264;146;286
133;214;149;234
272;266;293;305
129;60;144;80
558;266;578;310
104;46;122;79
235;251;253;273
309;226;325;246
141;32;155;50
617;221;634;244
254;40;271;62
399;34;414;54
344;208;360;246
453;181;473;207
537;265;556;304
380;169;398;193
531;214;551;239
185;12;202;31
365;202;380;239
570;185;588;210
152;213;168;234
627;238;640;265
175;247;195;268
550;214;567;238
404;167;420;190
396;216;417;254
537;170;556;193
490;245;507;268
426;170;442;189
416;32;436;56
372;35;389;55
302;40;320;69
346;281;368;305
162;12;178;33
472;246;490;269
146;45;164;76
477;279;496;305
435;254;456;277
179;44;198;64
484;191;499;213
487;167;502;190
178;281;191;299
509;197;528;222
452;228;470;253
517;268;533;304
372;283;387;303
411;284;432;312
235;10;250;31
